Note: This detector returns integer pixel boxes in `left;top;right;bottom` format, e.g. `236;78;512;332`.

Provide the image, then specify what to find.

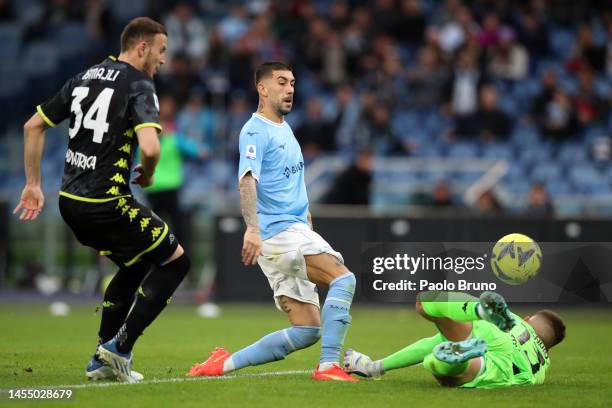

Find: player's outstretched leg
86;260;150;381
98;249;190;382
188;325;321;377
343;333;446;378
188;297;321;377
423;338;487;387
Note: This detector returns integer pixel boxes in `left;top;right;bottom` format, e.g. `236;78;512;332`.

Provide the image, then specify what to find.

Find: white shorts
257;222;344;311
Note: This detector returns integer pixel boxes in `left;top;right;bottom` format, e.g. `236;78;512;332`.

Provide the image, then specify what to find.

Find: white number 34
68;86;114;143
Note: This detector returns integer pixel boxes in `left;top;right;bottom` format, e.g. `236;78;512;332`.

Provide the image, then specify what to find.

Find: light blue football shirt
238;113;309;240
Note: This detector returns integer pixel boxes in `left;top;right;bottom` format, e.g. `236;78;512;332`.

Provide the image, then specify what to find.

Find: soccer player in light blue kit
188;61;357;381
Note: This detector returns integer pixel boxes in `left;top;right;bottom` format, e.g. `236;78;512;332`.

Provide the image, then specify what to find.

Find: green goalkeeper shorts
460;320;516;389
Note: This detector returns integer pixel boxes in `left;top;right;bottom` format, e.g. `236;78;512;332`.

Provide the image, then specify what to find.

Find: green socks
420;292;482;322
423;353;469;377
382;334;445;372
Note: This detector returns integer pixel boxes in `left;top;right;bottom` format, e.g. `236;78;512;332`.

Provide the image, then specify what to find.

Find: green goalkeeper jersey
508;313;550;385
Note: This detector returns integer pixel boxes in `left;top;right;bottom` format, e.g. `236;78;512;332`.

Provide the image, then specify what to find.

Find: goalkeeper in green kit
344;291;566;388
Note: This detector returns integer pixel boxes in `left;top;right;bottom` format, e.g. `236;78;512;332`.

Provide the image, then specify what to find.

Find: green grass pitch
1;304;611;408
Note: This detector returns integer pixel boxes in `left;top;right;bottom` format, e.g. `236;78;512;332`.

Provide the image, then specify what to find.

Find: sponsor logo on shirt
65;148;97;170
283;161;304;178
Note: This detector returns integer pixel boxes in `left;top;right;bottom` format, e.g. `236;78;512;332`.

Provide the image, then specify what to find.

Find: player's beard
277;98;293;116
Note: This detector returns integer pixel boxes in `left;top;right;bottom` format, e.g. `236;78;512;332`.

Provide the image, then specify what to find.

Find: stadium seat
447;142;479;158
557;143;588;163
481;143;514;161
532;163;562;182
546;180;572;196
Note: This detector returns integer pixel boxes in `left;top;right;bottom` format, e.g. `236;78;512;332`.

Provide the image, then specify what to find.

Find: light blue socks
226;326;321;372
320;272;356;364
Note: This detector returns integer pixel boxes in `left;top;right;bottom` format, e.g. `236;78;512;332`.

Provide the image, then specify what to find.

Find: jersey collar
253;113;285;128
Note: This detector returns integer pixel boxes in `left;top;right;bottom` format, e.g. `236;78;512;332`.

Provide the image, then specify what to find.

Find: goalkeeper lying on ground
344;291;566;388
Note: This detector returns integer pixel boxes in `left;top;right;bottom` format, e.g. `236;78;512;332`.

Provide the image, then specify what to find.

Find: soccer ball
490;233;542;285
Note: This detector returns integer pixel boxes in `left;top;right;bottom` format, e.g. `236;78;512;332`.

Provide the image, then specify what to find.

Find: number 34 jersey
37;56;161;200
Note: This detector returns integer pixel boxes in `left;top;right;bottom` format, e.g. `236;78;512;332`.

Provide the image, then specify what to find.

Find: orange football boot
187;347;231;377
313;363;359;382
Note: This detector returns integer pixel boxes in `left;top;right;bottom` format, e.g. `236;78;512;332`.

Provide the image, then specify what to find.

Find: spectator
218;4;250;46
567;25;606;73
226;91;252;158
295;97;336;161
24;0;82;43
334;84;363;152
328;0;351;31
455;85;512;141
355;101;408;155
0;0;14;21
390;0;426;45
431;180;454;207
445;50;488;117
406;45;449;109
371;0;397;36
516;10;550;58
84;0;111;48
164;3;208;66
323;150;373;205
525;183;554;216
475;190;503;215
574;68;608;126
531;69;558;120
176;89;217;157
157;53;203;105
435;5;479;55
488;28;529;80
478;12;506;49
538;89;581;140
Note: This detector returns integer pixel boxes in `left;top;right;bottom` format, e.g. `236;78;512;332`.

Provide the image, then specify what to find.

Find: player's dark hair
120;17;167;52
254;62;293;87
536;309;566;349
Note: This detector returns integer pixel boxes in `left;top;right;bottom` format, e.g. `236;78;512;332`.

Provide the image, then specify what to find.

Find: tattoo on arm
279;297;292;313
239;174;259;231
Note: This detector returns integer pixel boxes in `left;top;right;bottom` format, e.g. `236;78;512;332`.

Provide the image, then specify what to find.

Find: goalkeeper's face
262;70;295;116
143;33;167;77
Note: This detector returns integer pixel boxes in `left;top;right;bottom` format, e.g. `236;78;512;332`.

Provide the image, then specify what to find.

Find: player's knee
289;326;321;349
163;245;185;265
332;271;356;293
415;299;427;317
165;251;190;280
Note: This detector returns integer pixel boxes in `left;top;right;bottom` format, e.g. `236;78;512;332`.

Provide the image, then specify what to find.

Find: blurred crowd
0;0;611;214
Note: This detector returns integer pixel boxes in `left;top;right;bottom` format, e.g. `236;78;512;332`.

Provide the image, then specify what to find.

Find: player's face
143;34;167;77
267;71;295;115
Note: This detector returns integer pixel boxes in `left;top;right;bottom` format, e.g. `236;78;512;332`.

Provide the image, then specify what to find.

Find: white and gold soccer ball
490;233;542;285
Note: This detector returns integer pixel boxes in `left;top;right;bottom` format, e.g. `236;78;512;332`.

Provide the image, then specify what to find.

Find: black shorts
59;194;179;267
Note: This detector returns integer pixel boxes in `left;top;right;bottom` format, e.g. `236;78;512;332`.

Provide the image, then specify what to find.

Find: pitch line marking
0;370;312;390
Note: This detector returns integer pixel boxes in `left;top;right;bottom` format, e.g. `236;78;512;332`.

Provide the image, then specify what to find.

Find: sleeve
238;124;268;182
130;79;162;133
37;78;73;127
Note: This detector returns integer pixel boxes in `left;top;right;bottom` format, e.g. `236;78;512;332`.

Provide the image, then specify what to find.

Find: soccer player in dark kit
13;17;190;383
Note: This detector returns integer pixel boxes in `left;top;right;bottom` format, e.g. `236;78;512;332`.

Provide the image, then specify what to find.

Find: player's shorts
460;320;516;389
257;222;344;311
59;193;178;267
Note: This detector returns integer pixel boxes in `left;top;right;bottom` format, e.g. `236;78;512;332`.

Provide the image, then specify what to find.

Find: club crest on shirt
246;144;256;159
